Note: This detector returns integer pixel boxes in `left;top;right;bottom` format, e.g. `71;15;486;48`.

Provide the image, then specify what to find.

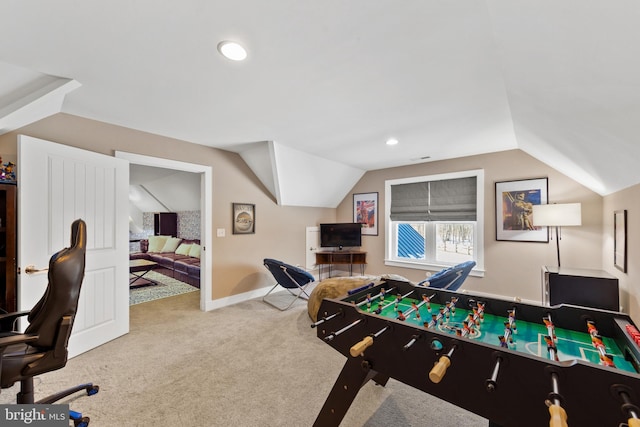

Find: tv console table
315;251;366;279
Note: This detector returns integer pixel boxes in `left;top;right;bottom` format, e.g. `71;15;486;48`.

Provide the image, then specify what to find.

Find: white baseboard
205;285;273;311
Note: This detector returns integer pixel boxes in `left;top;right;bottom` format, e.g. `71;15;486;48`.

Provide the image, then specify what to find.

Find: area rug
129;270;198;305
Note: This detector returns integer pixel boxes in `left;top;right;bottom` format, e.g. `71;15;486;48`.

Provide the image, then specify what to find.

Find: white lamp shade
532;203;582;227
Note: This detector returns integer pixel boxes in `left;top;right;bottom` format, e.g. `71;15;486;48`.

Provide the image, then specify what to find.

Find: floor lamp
532;203;582;267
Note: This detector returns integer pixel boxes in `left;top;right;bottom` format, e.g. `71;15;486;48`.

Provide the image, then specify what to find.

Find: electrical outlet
217;228;225;237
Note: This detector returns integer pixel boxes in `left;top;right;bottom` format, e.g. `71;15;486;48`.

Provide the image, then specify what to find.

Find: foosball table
312;278;640;427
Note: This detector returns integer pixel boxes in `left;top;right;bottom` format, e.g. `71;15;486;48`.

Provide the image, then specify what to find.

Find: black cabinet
0;183;17;312
542;266;619;311
154;212;177;237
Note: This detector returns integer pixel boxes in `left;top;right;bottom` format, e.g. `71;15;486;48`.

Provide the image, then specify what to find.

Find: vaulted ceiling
2;1;639;206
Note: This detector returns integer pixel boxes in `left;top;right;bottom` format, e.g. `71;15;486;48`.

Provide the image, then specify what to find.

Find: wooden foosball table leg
313;357;388;427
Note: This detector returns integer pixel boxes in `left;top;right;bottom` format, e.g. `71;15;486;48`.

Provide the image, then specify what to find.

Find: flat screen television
320;223;362;249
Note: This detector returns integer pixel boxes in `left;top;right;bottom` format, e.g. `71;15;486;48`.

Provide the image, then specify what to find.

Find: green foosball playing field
361;290;637;373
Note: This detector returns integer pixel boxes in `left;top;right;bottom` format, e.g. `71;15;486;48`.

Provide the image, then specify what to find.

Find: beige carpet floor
0;291;487;426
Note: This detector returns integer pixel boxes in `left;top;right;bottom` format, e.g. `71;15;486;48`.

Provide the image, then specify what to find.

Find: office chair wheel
86;384;99;396
69;410;90;427
73;416;90;427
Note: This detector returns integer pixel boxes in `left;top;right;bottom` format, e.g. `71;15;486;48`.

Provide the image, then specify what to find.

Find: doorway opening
116;151;212;312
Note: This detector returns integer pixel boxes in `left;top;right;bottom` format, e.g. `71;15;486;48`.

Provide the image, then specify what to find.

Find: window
384;170;484;274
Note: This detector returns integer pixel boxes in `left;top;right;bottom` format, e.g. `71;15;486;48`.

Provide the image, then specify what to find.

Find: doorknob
23;264;49;275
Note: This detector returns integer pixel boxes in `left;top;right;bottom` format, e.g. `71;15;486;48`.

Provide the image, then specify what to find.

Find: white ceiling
2;1;640;198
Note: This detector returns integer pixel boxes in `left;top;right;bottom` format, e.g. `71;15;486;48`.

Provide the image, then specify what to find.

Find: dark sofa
130;238;200;288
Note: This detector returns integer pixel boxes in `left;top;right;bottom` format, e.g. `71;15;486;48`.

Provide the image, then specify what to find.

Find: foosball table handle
548;404;568;427
350;336;374;357
629;419;640;427
428;355;451;384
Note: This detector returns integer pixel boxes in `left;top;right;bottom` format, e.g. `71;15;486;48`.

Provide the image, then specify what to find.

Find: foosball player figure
445;302;451;320
544;335;559;361
543;316;557;341
422;294;431;311
397;310;406;321
463;322;472;337
438;308;445;325
394;293;402;310
587;320;598;336
498;336;508;348
366;293;372;311
600;353;615;367
426;314;438;329
504;321;515;348
477;302;485;322
507;310;517;334
380;288;386;298
468;313;479;330
472;308;480;326
374;303;383;315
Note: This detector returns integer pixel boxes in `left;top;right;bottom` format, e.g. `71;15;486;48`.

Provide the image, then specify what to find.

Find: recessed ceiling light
217;41;247;61
386;138;399;146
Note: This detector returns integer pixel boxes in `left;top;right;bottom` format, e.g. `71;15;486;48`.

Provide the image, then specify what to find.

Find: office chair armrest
0;333;39;351
0;310;30;332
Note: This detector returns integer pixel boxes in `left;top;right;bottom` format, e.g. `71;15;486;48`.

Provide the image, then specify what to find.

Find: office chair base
37;382;100;404
14;379;99;427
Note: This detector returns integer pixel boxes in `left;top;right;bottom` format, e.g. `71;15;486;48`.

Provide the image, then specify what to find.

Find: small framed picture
495;177;549;242
232;203;255;234
353;192;378;236
614;209;627;272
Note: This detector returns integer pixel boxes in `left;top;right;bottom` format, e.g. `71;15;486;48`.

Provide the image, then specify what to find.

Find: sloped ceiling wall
239;141;364;208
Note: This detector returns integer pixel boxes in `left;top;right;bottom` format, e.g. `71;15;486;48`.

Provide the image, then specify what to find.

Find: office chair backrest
24;219;87;350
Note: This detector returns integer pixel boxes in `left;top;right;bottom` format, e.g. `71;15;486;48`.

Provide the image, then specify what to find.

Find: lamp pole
555;225;561;267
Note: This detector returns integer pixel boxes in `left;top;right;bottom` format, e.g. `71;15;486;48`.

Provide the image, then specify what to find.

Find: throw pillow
161;237;182;253
148;235;169;253
175;243;192;256
188;244;201;259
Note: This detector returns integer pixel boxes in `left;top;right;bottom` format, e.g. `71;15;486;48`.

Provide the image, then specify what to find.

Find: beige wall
336;150;605;303
0;113;336;301
1;113;631;310
603;183;640;319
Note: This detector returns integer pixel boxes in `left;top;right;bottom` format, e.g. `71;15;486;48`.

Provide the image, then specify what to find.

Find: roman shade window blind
390;176;477;222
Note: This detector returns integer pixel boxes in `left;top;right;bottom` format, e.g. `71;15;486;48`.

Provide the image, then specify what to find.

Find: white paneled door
17;135;129;357
305;226;320;272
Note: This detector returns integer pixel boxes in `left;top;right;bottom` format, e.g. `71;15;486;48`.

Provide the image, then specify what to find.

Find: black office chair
0;219;98;427
263;258;316;311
